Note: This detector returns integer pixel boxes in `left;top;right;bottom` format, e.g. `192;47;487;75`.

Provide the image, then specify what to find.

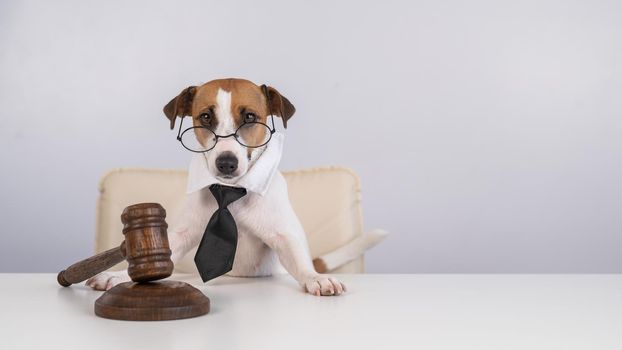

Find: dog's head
163;78;295;183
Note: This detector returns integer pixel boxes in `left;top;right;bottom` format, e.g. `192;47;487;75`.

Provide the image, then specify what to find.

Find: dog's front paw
302;275;346;296
85;270;130;291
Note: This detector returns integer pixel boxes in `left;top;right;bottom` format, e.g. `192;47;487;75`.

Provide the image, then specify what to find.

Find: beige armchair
95;166;386;275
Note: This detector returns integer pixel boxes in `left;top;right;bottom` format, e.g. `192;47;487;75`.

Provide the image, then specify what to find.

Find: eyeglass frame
176;84;277;153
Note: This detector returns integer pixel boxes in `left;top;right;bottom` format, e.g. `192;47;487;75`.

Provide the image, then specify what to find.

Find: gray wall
1;0;621;273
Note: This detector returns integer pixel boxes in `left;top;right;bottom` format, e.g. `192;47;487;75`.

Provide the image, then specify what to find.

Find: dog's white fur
87;88;345;296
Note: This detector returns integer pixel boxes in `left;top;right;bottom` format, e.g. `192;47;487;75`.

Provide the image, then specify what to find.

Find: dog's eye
244;112;257;123
199;113;212;125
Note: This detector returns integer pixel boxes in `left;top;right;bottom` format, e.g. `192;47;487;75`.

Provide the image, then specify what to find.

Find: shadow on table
56;283;103;316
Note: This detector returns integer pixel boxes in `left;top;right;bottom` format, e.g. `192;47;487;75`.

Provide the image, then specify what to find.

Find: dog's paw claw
303;275;346;296
85;271;130;291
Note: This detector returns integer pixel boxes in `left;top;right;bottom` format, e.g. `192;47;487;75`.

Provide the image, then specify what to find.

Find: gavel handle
57;242;125;287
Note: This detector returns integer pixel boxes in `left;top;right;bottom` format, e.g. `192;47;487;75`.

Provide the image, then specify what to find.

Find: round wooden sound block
95;281;210;321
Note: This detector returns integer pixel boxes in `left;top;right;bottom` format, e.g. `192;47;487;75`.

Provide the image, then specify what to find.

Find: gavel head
121;203;174;283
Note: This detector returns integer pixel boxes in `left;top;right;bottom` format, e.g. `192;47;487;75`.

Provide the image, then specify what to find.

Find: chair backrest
96;166;365;274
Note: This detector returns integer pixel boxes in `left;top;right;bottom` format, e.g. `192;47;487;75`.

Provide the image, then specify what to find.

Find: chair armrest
313;229;389;273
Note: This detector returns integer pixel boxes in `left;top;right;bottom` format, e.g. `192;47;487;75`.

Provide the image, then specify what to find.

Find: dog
86;78;346;296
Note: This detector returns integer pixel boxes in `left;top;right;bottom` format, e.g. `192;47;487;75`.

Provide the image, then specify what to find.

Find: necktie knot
209;184;247;208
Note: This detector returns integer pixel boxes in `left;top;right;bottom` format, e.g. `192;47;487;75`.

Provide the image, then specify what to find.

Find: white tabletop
1;273;621;350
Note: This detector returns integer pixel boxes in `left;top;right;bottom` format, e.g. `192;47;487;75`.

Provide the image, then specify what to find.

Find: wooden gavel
57;203;174;287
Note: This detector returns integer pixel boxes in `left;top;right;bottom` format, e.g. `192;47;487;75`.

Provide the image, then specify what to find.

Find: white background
1;0;621;273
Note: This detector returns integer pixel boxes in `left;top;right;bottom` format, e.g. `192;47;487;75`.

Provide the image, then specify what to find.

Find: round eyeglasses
175;85;278;153
177;120;275;153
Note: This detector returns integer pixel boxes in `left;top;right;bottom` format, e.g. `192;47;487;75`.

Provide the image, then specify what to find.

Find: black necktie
194;184;247;282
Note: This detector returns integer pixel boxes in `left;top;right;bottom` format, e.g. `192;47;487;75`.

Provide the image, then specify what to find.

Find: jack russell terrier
87;78;350;296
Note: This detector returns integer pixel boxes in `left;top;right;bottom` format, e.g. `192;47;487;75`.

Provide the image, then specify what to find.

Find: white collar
186;132;284;196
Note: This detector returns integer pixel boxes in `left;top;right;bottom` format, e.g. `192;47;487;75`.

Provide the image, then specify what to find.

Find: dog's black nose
216;152;238;175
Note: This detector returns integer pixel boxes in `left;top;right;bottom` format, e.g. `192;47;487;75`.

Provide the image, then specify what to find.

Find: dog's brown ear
163;86;197;129
265;86;296;128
